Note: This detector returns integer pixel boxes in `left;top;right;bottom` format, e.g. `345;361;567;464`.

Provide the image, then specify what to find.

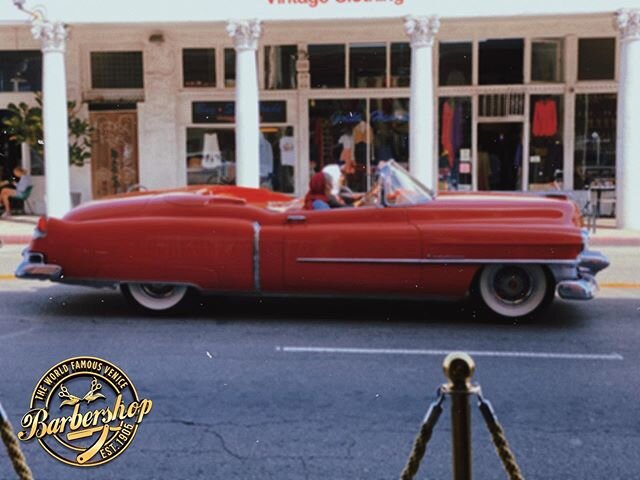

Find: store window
0;50;42;92
479;39;524;85
183;49;216;87
309;44;346;88
308;98;409;192
263;126;296;193
578;38;615;81
309;99;366;190
370;98;409;169
224;48;236;88
390;43;411;87
531;39;564;83
438;97;472;190
350;43;386;88
438;42;472;86
192;101;287;124
264;45;297;90
187;128;235;185
91;51;143;89
186;126;295;193
529;95;564;190
574;93;617;191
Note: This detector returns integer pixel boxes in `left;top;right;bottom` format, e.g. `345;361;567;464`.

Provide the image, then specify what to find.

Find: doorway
477;122;523;191
90;109;139;198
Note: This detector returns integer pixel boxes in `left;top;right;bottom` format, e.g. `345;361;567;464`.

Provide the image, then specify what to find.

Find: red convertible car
16;161;608;318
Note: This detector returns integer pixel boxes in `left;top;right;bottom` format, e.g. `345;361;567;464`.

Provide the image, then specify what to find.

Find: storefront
0;1;638;226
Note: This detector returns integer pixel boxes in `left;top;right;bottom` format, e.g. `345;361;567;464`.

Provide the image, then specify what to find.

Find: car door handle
287;215;306;223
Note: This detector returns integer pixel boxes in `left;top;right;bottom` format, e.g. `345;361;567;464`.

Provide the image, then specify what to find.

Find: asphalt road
0;246;639;479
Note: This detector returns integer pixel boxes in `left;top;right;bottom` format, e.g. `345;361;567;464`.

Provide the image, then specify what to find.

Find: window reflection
390;43;411;87
578;38;615;81
264;45;297;90
531;40;564;83
574;94;616;190
479;39;524;85
91;51;143;89
439;42;472;86
350;43;386;88
309;45;346;88
183;49;216;88
224;48;236;88
0;50;42;92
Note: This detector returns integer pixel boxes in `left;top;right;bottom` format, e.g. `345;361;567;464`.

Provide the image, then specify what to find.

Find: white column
31;18;71;218
227;20;262;188
404;16;439;191
614;9;640;230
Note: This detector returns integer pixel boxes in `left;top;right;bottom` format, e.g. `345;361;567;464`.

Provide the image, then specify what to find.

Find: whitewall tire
122;283;189;312
477;264;552;318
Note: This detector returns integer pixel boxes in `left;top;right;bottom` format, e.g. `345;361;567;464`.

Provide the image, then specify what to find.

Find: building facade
0;2;638;227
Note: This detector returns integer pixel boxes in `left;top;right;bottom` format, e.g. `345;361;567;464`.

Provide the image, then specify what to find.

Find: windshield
377;160;434;206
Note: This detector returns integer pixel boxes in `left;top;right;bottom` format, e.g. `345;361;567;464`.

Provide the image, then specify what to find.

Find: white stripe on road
276;346;623;361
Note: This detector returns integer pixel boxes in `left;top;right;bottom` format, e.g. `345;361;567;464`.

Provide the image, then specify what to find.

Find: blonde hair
13;166;28;175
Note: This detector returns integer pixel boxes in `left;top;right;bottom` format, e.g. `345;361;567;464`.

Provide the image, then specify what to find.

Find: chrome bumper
15;250;62;281
556;250;609;301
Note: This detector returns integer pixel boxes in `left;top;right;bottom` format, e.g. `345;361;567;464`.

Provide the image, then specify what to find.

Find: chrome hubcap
492;266;533;305
140;284;177;299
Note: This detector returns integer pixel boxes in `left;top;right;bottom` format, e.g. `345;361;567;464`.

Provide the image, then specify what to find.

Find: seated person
304;172;345;210
322;163;363;206
1;167;32;219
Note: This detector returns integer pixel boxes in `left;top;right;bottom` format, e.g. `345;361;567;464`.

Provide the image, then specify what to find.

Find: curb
590;237;640;247
0;235;31;245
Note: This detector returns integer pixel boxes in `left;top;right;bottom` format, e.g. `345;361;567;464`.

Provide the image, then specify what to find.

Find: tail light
34;216;48;239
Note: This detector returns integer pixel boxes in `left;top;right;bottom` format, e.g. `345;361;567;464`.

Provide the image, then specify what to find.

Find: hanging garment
202;133;222;169
441;101;454;167
532;99;558;137
451;103;463;168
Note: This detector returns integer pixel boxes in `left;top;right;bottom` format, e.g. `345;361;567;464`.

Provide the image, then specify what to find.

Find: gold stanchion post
443;352;477;480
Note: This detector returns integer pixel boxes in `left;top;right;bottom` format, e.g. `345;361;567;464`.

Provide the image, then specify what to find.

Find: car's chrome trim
578;250;609;275
296;257;579;265
15;250;63;281
557;274;598;300
253;222;261;292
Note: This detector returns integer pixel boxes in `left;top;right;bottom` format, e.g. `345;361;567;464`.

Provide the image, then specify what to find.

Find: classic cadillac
16;161;608;318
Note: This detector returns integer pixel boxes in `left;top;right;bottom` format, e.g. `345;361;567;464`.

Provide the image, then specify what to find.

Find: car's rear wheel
121;283;190;312
476;264;554;319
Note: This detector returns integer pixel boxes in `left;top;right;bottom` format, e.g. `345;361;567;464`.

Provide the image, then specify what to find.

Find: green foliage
1;92;93;167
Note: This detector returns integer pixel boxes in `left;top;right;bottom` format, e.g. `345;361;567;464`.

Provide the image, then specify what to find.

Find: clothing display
259;132;274;179
338;133;355;173
201;133;222;169
440;100;463;169
279;135;296;167
532;98;558;137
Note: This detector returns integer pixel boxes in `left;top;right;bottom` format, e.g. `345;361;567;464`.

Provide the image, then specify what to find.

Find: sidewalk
0;215;638;246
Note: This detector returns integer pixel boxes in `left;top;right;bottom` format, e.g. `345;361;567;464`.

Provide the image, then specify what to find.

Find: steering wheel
355;183;381;207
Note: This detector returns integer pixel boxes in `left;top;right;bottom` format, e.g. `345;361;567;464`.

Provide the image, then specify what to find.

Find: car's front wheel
475;264;554;319
121;283;190;312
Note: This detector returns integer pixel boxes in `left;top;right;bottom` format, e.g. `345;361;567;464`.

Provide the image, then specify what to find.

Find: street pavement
0;243;638;479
